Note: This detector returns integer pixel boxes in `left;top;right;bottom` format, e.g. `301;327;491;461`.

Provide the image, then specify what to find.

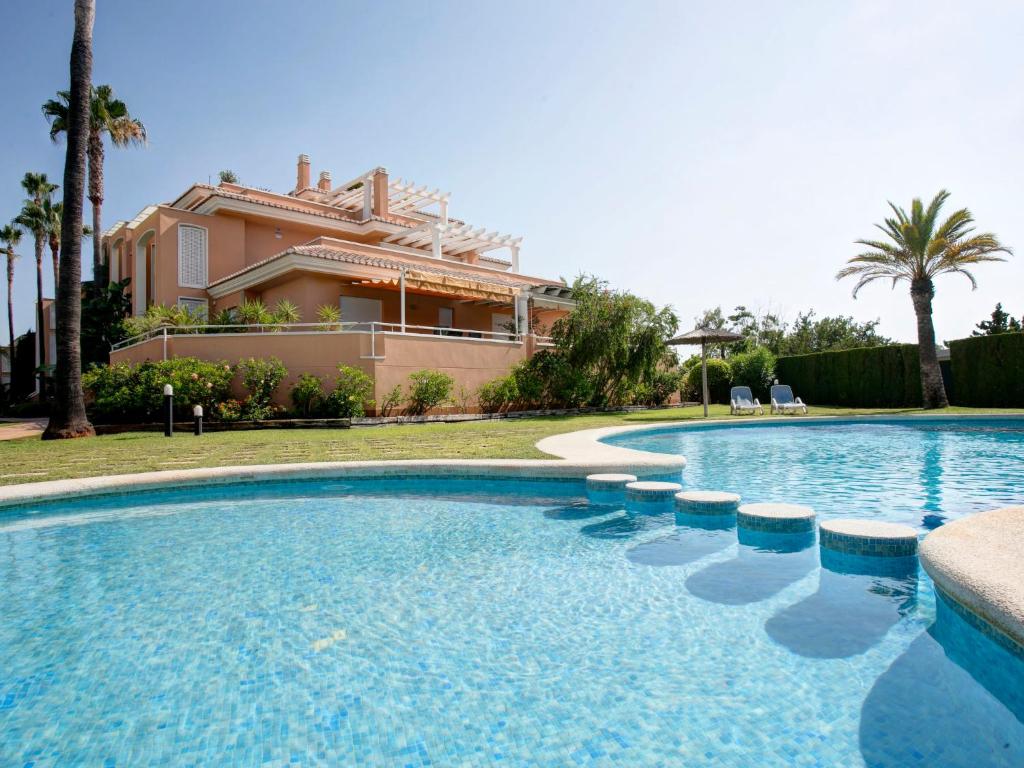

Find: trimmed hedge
775;345;921;407
949;332;1024;407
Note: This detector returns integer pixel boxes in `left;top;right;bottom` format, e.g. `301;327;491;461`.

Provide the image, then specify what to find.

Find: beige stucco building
104;156;573;409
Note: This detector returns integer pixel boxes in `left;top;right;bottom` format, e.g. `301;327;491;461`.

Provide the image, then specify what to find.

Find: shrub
405;369;454;415
775;345;920;407
684;358;732;404
239;357;288;420
728;346;776;401
635;369;683;406
212;398;243;422
378;384;404;417
477;375;518;413
324;364;375;418
949;332;1024;407
316;304;341;331
290;373;325;417
82;357;234;422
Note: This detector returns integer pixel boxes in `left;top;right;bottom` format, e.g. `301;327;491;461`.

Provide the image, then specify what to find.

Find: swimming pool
1;469;1022;766
603;417;1024;529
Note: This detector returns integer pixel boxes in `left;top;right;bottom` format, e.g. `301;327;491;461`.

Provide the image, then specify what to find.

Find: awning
360;270;518;303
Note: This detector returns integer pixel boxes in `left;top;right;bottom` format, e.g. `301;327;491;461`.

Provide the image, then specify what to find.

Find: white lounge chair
770;384;808;415
730;386;763;415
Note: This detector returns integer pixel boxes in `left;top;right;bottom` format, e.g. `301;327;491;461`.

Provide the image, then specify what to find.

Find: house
104;155;574;409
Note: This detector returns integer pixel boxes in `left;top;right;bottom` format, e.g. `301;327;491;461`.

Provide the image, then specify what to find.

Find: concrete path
0;418;46;441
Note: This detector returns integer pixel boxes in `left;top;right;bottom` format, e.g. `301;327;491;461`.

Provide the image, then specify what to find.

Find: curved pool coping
0;423;686;510
921;506;1024;652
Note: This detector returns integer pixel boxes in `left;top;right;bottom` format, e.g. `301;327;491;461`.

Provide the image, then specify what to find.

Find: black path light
667;327;744;418
163;384;174;437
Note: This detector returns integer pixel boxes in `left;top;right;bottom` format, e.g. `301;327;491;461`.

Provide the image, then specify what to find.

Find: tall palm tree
15;174;57;395
1;223;22;388
837;190;1011;408
44;0;95;439
43;83;146;280
43;198;63;288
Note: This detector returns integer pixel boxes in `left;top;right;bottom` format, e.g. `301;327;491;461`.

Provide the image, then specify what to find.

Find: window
340;296;381;331
178;224;208;288
178;297;209;321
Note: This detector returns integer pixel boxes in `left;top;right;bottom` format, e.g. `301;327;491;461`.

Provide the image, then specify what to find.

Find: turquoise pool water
604;418;1024;529
1;473;1022;766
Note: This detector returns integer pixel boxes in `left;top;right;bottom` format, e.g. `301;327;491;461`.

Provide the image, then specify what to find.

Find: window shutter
178;225;208;288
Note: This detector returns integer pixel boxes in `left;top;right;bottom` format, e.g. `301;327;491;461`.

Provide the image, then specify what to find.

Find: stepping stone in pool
626;512;736;567
685;527;817;605
764;547;918;659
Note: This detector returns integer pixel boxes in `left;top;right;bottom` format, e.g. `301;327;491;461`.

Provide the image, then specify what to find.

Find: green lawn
0;405;1019;486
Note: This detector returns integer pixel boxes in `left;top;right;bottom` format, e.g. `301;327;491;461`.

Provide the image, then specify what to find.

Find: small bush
324;364;374;418
239;357;288;420
634;369;683;406
290;373;325;417
477;375;517;413
728;347;776;401
684;358;732;404
82;357;234;422
378;384;404;417
212;398;243;422
405;369;454;415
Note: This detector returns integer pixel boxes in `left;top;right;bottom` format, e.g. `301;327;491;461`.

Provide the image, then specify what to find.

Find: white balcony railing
111;321;536;354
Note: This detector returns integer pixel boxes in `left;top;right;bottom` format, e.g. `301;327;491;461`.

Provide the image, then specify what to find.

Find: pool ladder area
584;474;920;566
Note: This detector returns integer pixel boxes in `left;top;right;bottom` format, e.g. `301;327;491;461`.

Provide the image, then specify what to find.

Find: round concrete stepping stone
820;519;918;557
675;491;740;516
585;473;638;490
737;502;816;533
625;480;683;501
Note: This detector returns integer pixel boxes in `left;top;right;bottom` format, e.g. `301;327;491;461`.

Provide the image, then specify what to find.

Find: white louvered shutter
178;225;208;288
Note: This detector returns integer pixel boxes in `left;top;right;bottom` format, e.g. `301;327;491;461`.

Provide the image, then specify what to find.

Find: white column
399;268;406;332
431;225;442;259
513;294;520;340
509;245;520;274
439;199;448;224
362;176;373;219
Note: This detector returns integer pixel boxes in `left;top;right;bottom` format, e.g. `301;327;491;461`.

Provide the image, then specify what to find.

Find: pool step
820;520;919;557
676;491;740;516
585;473;637;490
737;503;816;533
625;481;683;501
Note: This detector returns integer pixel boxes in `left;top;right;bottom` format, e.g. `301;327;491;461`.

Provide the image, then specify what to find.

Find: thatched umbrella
668;327;744;417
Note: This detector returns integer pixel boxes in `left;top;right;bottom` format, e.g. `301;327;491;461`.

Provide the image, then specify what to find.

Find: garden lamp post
667;327;743;417
163;384;174;437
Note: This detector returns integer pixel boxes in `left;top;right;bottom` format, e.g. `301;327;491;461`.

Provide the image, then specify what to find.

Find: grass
0;404;1019;487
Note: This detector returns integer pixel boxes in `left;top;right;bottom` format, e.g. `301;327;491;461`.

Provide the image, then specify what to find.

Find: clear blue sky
2;0;1022;343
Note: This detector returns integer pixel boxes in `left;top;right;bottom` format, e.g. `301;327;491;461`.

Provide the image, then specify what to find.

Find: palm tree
837;190;1011;408
44;0;95;439
1;223;22;387
43;199;62;288
43;83;146;280
15;173;57;395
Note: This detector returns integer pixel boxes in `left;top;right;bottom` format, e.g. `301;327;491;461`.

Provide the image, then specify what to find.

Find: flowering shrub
324;365;374;418
212;398;243;422
82;357;234;422
405;369;454;415
238;357;288;420
290;373;326;417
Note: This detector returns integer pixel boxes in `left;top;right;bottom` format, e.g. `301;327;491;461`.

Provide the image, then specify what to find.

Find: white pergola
319;172;450;222
383;221;522;272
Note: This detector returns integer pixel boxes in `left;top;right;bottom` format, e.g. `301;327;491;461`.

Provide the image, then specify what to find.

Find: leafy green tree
81;278;132;366
972;303;1022;336
15;173;58;395
779;311;891;355
553;275;677;405
837;190;1011;408
43;83;146;276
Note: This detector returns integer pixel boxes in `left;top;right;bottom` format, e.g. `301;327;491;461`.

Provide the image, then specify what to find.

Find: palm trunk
44;0;95;440
49;237;59;289
34;234;45;398
88;129;104;279
6;255;14;389
910;278;948;409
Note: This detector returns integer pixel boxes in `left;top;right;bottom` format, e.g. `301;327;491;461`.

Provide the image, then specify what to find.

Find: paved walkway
0;418;46;441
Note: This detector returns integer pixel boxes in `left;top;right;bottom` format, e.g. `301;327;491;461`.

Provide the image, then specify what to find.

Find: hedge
949;332;1024;407
775;345;921;408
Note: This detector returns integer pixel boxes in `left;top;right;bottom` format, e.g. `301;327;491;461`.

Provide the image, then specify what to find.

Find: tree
779;311;891;355
81;277;131;366
44;0;95;439
43;83;146;279
1;223;22;388
837;190;1011;408
218;169;239;184
15;173;57;395
972;303;1022;336
552;275;678;405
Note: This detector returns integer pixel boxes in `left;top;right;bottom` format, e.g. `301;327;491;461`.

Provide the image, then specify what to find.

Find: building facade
105;156;573;409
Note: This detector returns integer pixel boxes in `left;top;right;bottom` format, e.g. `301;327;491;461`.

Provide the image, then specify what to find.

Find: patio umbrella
667;327;744;417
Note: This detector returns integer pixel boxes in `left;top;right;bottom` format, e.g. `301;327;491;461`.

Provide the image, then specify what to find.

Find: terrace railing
111;321;537;355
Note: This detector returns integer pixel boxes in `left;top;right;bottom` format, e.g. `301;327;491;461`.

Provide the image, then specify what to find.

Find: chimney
318;170;331;192
372;168;389;217
296;154;310;190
